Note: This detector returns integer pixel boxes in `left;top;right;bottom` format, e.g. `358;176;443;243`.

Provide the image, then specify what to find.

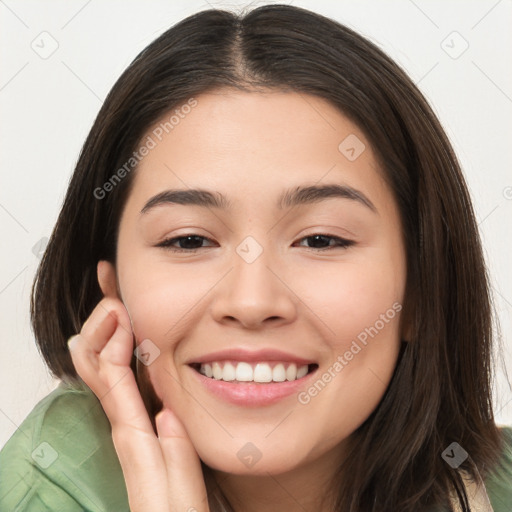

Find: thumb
156;409;209;511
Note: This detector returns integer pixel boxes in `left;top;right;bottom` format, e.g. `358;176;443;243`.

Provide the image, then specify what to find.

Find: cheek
117;264;219;399
119;264;214;343
296;251;404;349
294;260;404;441
292;250;404;417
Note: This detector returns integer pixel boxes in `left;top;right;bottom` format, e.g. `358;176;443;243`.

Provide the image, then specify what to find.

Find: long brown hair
30;4;503;511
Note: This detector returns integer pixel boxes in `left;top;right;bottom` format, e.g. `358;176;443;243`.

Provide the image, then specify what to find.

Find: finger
68;299;127;393
70;304;173;512
68;300;153;433
156;409;209;511
79;298;131;355
111;425;169;512
69;304;172;512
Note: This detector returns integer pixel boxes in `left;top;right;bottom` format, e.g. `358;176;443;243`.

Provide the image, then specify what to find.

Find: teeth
286;363;297;381
222;362;236;381
198;361;310;383
212;362;223;380
297;365;308;379
272;363;286;382
236;362;253;382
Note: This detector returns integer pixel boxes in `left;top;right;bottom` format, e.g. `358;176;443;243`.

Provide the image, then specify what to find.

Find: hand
67;261;209;512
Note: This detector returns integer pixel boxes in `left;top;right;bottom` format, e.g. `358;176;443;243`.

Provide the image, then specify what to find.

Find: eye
156;233;354;253
294;234;355;251
156;234;215;252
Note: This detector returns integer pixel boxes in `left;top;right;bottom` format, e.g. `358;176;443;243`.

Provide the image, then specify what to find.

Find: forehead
124;90;391;214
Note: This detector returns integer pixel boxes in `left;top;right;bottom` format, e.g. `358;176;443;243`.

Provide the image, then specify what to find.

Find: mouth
189;361;319;384
189;360;320;406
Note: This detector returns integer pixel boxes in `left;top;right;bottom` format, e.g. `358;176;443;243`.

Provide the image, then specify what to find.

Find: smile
192;361;317;383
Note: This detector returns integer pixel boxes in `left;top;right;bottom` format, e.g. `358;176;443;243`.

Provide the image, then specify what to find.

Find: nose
210;245;297;330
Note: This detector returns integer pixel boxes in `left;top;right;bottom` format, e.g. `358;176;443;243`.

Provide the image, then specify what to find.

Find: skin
69;89;408;511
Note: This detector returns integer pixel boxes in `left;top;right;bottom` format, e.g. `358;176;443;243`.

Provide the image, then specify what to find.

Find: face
111;89;407;476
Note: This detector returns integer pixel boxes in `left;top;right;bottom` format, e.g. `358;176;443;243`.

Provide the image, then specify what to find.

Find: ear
97;260;120;299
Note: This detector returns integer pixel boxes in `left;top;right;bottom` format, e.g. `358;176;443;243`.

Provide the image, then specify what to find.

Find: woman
0;4;510;511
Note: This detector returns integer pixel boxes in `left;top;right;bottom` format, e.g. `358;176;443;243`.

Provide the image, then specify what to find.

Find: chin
202;456;299;477
196;439;312;477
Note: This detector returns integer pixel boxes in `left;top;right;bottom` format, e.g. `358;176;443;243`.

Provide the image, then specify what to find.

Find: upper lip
187;348;316;366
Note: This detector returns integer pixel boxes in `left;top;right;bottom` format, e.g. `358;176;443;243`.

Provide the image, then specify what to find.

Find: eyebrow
140;183;377;215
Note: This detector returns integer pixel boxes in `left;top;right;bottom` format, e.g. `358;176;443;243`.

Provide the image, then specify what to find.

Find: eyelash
156;233;355;253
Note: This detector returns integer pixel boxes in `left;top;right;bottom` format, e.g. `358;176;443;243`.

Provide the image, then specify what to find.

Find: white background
1;0;511;449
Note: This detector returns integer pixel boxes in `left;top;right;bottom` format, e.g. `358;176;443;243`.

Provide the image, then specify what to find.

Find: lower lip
190;366;318;407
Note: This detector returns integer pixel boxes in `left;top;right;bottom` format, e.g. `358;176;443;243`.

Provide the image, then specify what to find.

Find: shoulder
484;425;512;512
0;378;129;511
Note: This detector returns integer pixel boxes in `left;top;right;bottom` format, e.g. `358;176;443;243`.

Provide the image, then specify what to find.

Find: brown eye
157;234;214;252
156;233;355;253
295;234;354;251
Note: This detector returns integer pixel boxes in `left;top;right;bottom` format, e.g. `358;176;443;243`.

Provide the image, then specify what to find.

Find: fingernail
67;335;80;351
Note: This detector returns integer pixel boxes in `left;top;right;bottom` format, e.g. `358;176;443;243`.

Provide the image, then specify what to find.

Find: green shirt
0;379;128;511
1;379;511;511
